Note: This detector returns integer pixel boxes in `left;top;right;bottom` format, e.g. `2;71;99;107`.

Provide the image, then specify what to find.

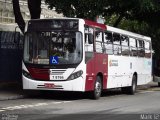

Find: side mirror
88;33;93;44
14;26;20;43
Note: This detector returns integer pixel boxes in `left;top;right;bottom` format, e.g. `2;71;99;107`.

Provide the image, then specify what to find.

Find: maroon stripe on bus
84;19;107;30
27;67;49;80
85;53;108;91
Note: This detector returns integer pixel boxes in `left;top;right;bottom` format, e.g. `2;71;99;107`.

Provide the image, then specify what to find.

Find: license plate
44;83;55;88
51;75;64;80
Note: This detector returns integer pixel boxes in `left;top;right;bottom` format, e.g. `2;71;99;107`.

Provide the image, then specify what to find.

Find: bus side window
145;41;151;58
104;31;113;54
85;26;94;52
137;40;145;57
121;35;129;56
85;26;94;63
113;33;121;55
95;29;103;53
129;37;137;56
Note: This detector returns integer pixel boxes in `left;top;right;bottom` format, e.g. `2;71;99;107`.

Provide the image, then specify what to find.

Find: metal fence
0;31;23;82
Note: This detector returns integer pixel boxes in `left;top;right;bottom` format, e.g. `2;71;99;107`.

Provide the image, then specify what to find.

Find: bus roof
107;25;151;42
26;18;151;42
84;19;151;41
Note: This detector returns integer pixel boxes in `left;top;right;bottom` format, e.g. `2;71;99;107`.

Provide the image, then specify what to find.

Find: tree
12;0;25;33
12;0;42;33
45;0;108;20
45;0;160;56
28;0;41;19
13;0;160;57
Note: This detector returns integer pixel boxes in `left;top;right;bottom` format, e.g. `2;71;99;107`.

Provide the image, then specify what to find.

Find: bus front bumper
22;75;85;92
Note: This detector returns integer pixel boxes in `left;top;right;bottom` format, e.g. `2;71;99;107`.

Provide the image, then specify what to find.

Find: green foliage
45;0;160;57
45;0;160;27
45;0;107;20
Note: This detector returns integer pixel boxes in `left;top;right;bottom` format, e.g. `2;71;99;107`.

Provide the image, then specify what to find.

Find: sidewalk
0;82;26;101
137;81;159;90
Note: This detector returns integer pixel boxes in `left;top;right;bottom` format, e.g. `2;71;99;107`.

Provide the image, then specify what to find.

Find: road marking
51;101;72;104
0;102;48;112
0;110;5;112
51;101;62;104
63;101;72;103
0;101;72;112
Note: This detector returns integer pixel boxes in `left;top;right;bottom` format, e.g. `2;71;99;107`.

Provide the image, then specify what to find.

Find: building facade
0;0;63;24
0;0;63;82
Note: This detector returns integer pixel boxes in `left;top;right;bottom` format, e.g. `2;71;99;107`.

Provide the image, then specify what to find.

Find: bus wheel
128;75;137;95
158;82;160;87
122;75;137;95
91;76;102;100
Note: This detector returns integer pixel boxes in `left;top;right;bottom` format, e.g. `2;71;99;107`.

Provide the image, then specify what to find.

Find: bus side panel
136;58;152;85
107;55;152;89
85;53;108;91
94;53;108;89
107;55;132;88
85;58;95;91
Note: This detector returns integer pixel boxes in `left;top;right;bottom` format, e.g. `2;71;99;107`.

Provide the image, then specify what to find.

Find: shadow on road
24;83;160;101
24;90;87;100
24;88;125;101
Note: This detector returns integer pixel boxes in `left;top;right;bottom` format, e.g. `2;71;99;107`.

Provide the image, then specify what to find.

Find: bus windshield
24;31;83;65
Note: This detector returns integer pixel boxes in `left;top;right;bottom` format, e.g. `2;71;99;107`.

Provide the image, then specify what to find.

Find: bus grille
50;69;66;75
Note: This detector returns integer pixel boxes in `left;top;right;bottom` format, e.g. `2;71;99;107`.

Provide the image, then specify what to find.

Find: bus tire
158;82;160;87
90;76;102;100
121;75;137;95
128;75;137;95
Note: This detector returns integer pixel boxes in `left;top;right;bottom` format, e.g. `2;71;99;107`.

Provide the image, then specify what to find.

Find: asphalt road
0;85;160;120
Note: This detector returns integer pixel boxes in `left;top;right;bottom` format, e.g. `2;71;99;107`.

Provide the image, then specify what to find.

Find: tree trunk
28;0;42;19
113;14;124;27
12;0;25;34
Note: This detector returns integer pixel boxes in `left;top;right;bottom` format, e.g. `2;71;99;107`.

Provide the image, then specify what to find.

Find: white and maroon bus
22;18;152;99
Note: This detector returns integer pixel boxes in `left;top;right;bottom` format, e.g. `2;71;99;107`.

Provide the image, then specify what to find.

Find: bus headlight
67;70;83;80
22;70;32;79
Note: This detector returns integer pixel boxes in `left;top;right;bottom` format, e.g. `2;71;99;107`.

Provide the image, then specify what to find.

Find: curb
0;94;26;101
0;81;25;101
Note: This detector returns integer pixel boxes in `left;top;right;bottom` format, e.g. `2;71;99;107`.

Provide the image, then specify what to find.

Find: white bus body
22;18;152;99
